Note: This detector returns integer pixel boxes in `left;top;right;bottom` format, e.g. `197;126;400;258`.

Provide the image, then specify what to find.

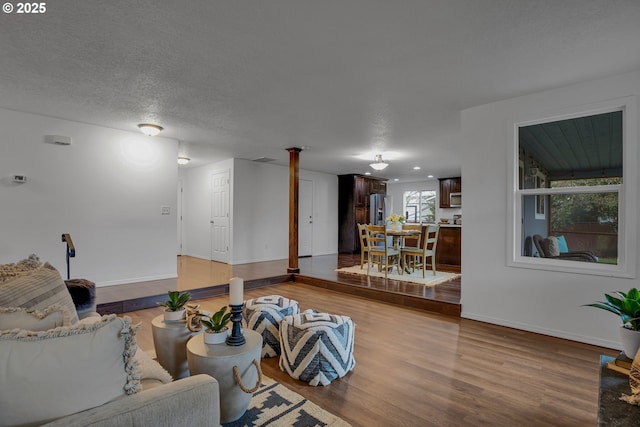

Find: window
403;190;436;223
509;97;637;277
534;171;546;220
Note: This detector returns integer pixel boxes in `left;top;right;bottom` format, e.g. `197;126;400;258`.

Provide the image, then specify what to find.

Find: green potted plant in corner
584;288;640;358
200;306;232;344
157;290;191;321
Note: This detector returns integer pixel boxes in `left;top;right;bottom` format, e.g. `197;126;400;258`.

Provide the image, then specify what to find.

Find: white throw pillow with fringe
0;315;141;427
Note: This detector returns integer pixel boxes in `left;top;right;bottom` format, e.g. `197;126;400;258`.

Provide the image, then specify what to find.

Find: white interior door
299;179;313;257
210;171;229;263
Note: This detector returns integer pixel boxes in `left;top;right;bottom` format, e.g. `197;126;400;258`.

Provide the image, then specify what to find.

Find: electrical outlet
161;206;171;215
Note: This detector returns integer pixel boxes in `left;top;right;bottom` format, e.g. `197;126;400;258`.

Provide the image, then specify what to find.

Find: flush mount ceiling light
177;156;191;165
137;123;163;136
369;154;389;171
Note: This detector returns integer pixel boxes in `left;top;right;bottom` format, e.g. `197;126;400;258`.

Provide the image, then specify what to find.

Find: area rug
335;265;460;286
223;376;351;427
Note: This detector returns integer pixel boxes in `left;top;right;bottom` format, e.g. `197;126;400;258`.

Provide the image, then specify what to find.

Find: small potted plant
584;288;640;358
200;306;232;344
157;290;191;321
386;213;405;231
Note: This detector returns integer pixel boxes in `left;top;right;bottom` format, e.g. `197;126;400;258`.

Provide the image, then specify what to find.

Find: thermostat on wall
12;175;27;183
45;135;72;146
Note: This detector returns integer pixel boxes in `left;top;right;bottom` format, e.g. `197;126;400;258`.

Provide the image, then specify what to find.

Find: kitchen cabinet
338;174;387;253
436;225;461;268
439;177;461;208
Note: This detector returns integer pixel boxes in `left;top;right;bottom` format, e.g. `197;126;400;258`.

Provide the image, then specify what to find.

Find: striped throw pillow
0;263;79;324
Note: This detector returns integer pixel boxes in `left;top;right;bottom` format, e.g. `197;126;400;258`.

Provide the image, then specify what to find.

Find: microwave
450;192;461;207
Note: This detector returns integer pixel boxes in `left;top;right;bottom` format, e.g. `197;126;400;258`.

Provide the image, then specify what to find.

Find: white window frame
507;96;637;278
534;171;546;220
403;190;436;223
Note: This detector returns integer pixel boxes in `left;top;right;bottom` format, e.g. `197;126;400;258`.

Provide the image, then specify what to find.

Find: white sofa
0;256;220;427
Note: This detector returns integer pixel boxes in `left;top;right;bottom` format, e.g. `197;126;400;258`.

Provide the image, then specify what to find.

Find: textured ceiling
1;1;639;181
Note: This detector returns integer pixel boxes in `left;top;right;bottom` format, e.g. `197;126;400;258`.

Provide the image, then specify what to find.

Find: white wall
387;180;461;222
0;109;179;285
182;158;338;264
460;70;640;350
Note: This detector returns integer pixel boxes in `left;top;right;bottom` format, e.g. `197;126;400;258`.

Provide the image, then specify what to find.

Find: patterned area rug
223;376;350;427
335;265;460;286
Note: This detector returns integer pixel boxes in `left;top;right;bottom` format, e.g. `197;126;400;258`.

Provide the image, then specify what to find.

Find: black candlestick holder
225;303;246;346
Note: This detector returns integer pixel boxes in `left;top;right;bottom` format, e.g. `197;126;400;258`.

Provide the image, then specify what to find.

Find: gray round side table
187;329;262;424
151;314;201;380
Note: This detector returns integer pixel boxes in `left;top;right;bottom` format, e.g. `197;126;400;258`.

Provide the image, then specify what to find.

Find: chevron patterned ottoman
243;295;299;358
279;312;356;386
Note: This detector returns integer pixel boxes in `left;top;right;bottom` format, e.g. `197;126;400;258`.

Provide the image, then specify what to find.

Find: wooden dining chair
365;224;401;277
357;223;369;269
400;223;423;270
401;225;439;277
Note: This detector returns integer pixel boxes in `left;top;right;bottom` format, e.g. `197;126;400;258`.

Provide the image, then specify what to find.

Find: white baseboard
461;311;620;351
96;273;177;287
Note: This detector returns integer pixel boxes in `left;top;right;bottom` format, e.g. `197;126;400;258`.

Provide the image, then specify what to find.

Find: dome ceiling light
177;156;191;165
137;123;163;136
369;154;389;171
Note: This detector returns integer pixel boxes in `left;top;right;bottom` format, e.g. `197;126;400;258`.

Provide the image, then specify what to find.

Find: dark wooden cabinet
436;226;461;267
338;174;388;253
439;177;461;208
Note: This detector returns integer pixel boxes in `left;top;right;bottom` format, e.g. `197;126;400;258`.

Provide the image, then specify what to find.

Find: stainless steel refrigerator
370;194;393;225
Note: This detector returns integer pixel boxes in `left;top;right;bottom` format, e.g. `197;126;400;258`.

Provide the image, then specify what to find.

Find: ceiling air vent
252;157;276;163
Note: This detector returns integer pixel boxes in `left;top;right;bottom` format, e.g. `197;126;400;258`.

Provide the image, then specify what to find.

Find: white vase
164;308;186;322
393;222;403;232
204;328;229;345
620;325;640;359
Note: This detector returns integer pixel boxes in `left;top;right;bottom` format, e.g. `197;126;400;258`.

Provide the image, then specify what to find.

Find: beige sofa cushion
0;304;70;330
0;263;79;324
0;315;141;426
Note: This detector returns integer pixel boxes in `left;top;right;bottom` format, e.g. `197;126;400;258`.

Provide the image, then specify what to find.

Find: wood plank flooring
123;281;616;427
97;254;461;315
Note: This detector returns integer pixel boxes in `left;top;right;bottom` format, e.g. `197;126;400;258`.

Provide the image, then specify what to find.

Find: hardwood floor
123;281;616;427
97;254;461;315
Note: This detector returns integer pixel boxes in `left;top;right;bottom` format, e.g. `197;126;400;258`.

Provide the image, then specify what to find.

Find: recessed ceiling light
413;166;421;170
393;178;399;182
137;123;163;136
364;172;372;175
428;175;434;178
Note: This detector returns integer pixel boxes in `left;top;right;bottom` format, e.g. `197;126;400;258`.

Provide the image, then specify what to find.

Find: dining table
385;228;422;274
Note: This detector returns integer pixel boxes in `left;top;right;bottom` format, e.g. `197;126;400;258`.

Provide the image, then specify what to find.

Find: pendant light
369;154;389;170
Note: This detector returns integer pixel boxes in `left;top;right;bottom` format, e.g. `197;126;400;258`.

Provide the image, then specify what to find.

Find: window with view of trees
510;99;636;277
548;178;621;264
403;190;436;223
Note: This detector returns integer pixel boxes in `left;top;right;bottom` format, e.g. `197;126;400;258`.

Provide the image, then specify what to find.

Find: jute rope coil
233;359;262;394
186;304;204;332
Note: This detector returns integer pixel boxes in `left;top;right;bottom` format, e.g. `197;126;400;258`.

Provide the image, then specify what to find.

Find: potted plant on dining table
386;213;405;232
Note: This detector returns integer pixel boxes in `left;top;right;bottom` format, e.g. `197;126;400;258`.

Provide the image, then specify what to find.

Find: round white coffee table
151;314;201;379
187;329;262;424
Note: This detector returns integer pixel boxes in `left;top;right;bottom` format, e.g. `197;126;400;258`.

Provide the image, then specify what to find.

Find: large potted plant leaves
584;288;640;358
157;290;191;321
